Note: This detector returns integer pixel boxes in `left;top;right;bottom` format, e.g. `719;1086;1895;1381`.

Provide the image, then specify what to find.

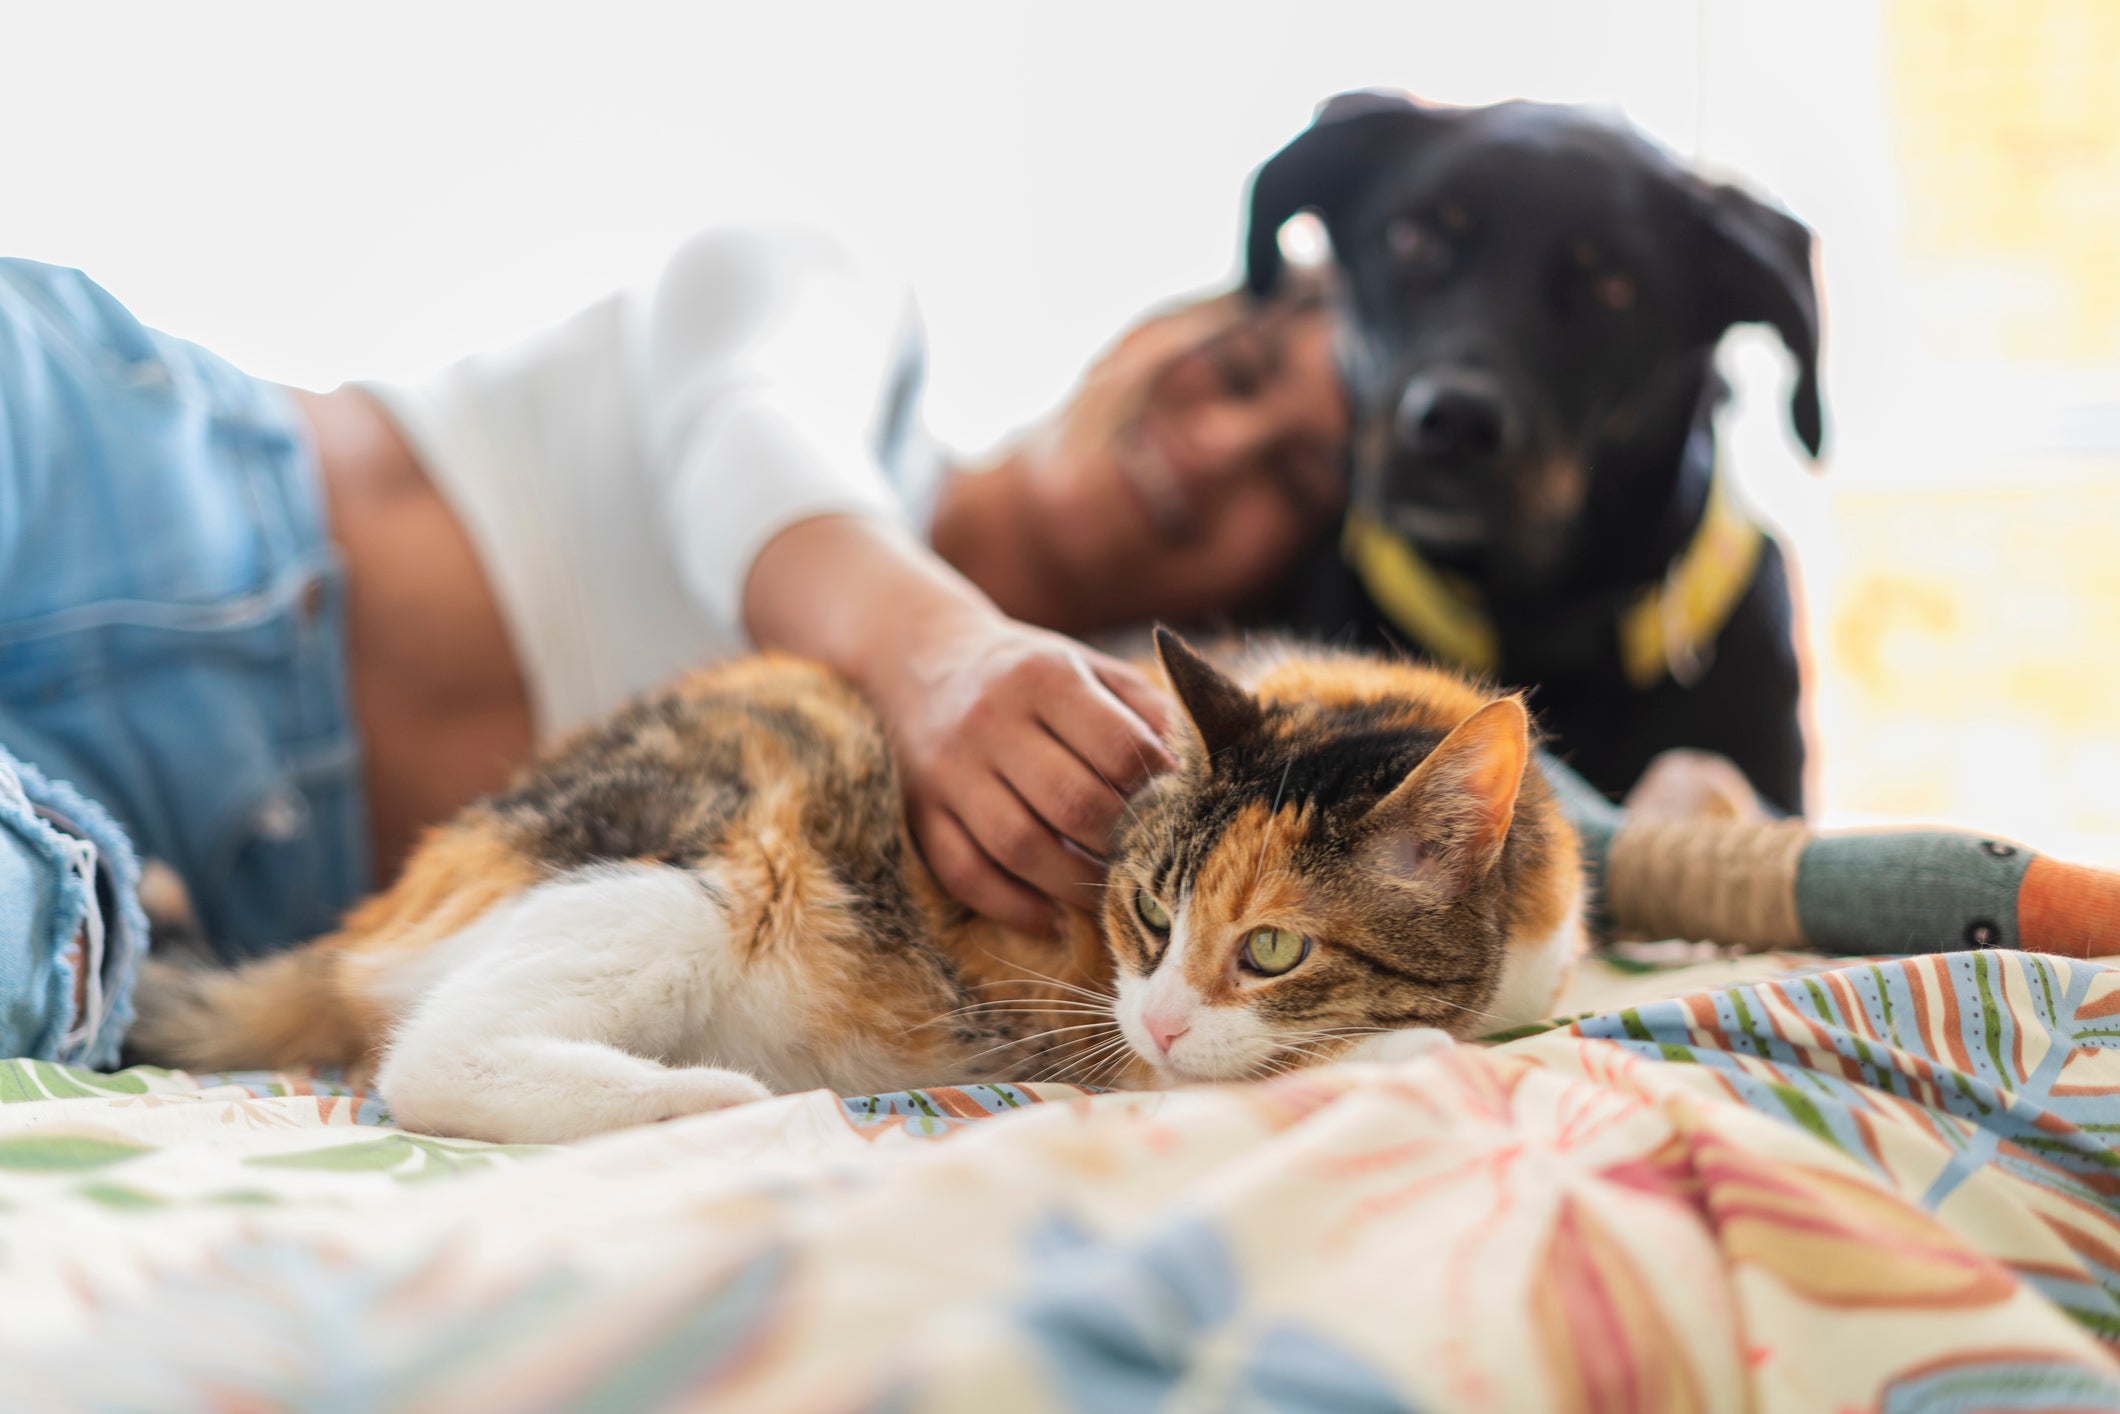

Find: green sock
1794;832;2032;954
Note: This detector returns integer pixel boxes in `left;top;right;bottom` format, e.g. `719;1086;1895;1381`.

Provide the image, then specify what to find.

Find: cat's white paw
641;1066;774;1124
1341;1028;1453;1066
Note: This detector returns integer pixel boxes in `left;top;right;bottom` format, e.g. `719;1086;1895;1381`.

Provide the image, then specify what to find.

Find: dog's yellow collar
1340;462;1762;691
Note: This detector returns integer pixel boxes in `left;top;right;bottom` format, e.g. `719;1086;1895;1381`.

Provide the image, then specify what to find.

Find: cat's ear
1154;628;1262;762
1359;697;1529;894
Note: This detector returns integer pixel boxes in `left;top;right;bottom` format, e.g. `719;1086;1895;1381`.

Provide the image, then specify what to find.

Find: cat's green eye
1134;890;1171;933
1243;927;1311;976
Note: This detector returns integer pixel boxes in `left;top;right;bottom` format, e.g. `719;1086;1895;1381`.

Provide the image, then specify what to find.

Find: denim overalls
0;259;368;1063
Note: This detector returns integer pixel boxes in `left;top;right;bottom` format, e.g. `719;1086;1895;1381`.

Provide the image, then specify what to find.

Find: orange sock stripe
2017;856;2120;959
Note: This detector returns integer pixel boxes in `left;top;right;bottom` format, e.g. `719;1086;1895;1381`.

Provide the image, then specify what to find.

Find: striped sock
2015;855;2120;959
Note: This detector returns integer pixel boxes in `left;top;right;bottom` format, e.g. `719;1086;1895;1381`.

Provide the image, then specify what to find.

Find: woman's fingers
960;771;1108;911
830;580;1182;930
1087;650;1178;751
910;803;1060;936
999;729;1136;859
1034;654;1175;803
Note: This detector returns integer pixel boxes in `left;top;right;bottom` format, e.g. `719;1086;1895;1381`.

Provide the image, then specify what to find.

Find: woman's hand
743;514;1174;933
865;607;1173;932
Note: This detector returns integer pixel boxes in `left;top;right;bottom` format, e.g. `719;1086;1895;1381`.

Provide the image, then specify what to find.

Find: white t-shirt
360;226;945;737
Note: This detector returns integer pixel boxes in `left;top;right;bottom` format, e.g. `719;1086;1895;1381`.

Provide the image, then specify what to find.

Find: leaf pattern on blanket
1532;1195;1712;1414
246;1133;552;1180
0;1130;150;1171
0;1059;148;1102
2;949;2120;1411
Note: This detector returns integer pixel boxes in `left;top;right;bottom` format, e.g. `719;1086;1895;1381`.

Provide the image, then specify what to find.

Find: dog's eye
1385;216;1449;272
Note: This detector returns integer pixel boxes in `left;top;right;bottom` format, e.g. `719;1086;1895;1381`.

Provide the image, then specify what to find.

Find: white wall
5;0;1732;454
11;0;2118;847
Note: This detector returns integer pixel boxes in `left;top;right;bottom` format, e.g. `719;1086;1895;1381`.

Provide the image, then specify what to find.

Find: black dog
1246;93;1823;815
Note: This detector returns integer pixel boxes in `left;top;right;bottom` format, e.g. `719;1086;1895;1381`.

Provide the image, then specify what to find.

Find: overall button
252;789;310;844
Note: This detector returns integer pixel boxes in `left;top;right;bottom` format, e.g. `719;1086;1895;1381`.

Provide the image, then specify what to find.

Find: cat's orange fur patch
1245;651;1495;720
1181;802;1314;1003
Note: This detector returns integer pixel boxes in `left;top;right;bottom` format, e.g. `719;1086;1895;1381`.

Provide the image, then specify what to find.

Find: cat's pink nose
1145;1011;1191;1055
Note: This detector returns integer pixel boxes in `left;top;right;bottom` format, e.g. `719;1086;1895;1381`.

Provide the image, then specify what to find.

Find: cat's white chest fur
1488;876;1588;1028
1338;891;1585;1065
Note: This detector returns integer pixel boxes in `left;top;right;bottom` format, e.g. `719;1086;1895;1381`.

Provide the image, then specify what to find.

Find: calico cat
129;631;1584;1144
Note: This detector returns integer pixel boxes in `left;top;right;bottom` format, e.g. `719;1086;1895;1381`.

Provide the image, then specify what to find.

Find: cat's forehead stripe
1186;725;1444;846
1125;710;1448;902
1192;803;1309;923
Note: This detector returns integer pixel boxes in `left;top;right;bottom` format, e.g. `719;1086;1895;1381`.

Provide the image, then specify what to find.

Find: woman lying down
6;232;2118;1140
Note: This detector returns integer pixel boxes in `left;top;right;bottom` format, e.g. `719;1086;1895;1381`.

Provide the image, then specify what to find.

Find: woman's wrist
741;512;1003;696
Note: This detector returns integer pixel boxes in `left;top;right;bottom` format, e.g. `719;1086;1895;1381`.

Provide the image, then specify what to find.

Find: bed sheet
3;948;2118;1412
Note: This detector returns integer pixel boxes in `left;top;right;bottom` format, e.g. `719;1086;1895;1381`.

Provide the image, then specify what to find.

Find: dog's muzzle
1373;371;1521;547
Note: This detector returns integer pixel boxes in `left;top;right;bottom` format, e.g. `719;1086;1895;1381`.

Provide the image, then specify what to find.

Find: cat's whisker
969;1020;1118;1049
1051;1021;1136;1055
957;991;1116;1016
1058;1035;1130;1073
928;999;1116;1018
1269;1030;1343;1050
969;965;1117;1004
1016;1019;1124;1065
1253;1053;1303;1081
1080;1038;1142;1088
972;951;1120;1008
968;969;1114;994
1090;1048;1138;1088
912;999;1115;1032
1272;1024;1395;1041
1412;996;1509;1027
1252;758;1294;890
1269;1039;1340;1068
940;1003;1115;1029
1083;754;1147;836
1040;1031;1134;1086
929;995;1115;1013
952;1021;1120;1071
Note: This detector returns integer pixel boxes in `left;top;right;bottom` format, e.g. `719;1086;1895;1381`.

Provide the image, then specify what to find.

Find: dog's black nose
1396;375;1511;462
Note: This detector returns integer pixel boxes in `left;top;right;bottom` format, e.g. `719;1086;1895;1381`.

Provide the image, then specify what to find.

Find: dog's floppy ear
1687;180;1826;460
1245;91;1441;299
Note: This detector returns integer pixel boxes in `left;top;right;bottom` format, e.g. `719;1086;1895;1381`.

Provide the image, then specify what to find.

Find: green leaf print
0;1133;151;1171
205;1189;284;1207
75;1182;167;1210
0;1060;148;1103
246;1133;550;1181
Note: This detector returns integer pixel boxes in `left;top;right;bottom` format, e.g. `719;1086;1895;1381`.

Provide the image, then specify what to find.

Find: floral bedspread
4;949;2120;1411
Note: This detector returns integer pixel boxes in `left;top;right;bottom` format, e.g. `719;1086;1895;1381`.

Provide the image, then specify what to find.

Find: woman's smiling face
1026;290;1350;625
